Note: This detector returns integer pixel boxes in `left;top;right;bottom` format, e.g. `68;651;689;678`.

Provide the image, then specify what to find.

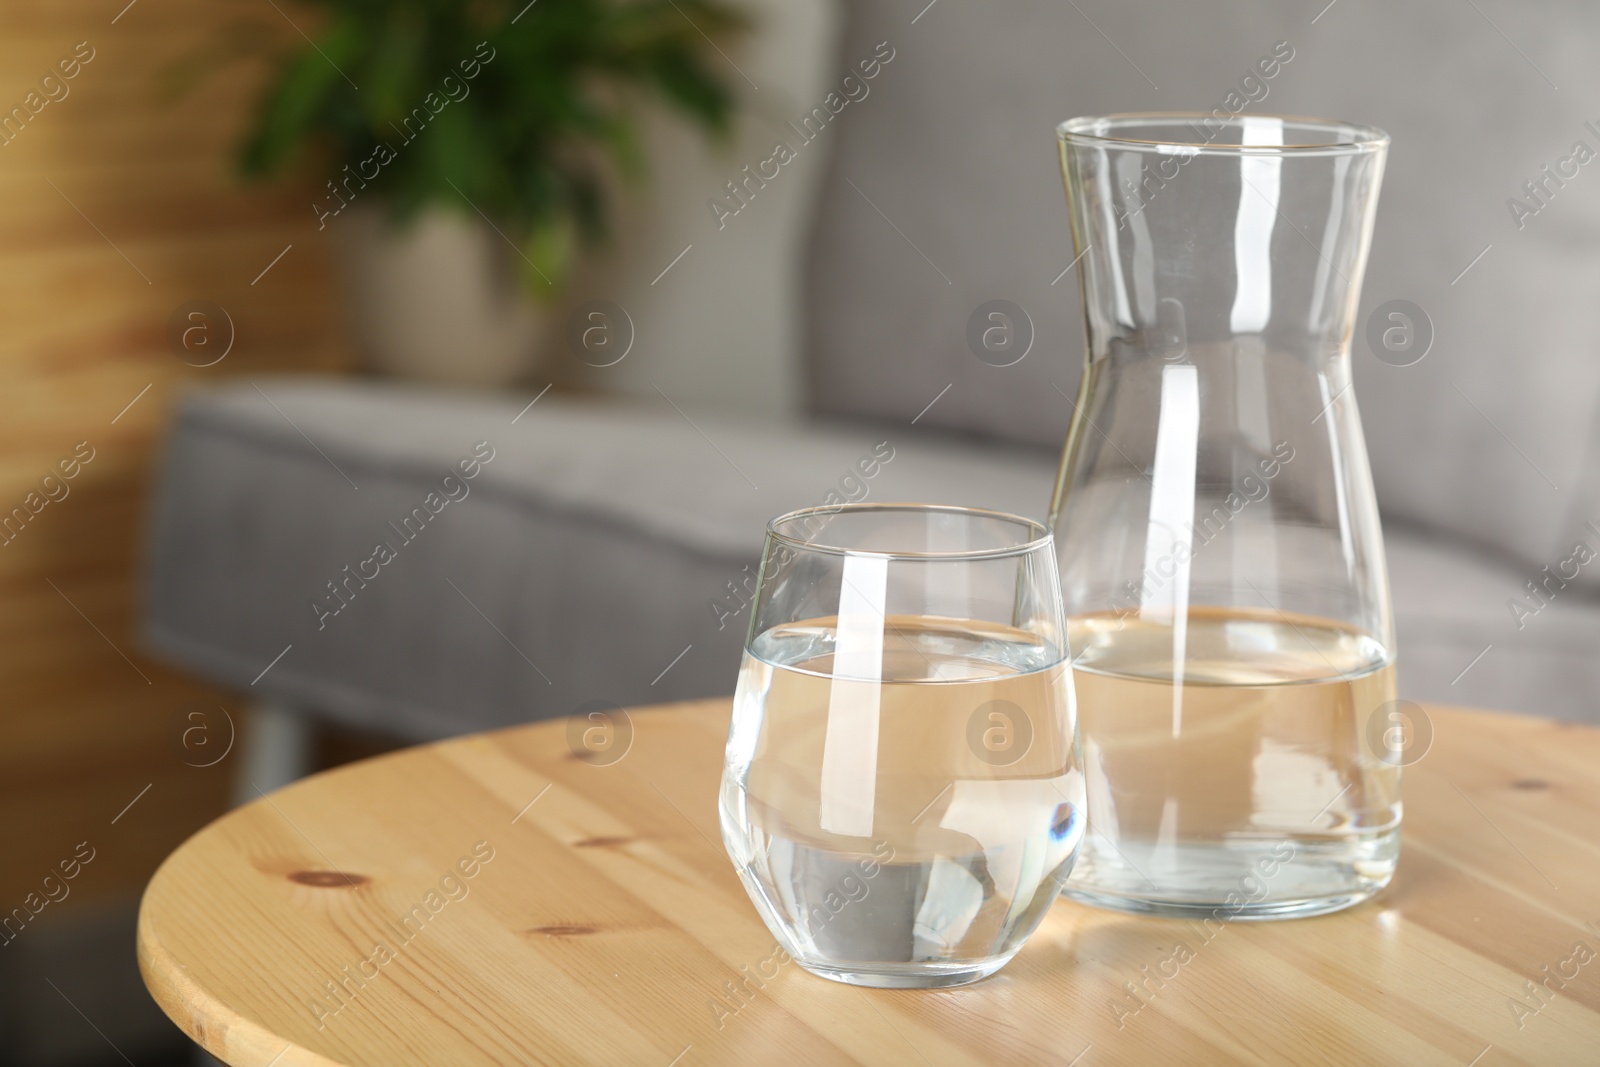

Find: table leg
233;698;315;806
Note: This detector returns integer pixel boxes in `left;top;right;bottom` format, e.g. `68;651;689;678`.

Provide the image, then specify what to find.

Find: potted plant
184;0;746;385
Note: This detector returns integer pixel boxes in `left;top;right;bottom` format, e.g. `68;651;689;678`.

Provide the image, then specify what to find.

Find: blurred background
3;0;1597;1062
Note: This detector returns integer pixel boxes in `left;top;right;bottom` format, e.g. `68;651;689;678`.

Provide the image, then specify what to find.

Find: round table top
139;698;1600;1066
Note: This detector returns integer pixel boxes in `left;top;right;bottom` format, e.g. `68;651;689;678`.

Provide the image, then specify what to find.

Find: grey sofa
144;0;1600;744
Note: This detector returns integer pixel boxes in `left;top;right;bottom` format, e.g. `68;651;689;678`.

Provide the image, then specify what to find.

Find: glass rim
1058;112;1389;156
766;502;1053;561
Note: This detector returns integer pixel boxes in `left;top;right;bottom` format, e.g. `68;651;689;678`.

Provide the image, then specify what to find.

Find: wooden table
139;699;1600;1066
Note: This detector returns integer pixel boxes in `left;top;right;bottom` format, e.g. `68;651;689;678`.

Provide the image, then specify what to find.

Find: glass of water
719;504;1084;988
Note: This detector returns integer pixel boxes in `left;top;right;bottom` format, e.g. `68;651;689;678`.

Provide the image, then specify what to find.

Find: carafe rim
1058;112;1389;157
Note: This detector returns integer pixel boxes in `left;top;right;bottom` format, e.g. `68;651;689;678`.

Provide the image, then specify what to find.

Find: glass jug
1050;114;1396;919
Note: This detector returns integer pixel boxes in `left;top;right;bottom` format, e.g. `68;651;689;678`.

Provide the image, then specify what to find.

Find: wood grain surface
0;0;352;909
139;698;1600;1066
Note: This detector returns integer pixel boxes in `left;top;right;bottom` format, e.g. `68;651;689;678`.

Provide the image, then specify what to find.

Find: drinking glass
719;504;1084;988
1051;114;1397;919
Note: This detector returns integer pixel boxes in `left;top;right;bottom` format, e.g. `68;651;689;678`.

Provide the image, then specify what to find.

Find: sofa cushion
805;0;1600;586
1387;527;1600;725
144;379;1600;742
142;378;1061;740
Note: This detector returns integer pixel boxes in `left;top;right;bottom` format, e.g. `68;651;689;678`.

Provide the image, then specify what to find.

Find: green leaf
521;214;576;300
362;11;426;125
239;49;345;175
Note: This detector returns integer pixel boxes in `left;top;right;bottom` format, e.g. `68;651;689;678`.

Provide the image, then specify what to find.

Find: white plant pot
334;206;546;387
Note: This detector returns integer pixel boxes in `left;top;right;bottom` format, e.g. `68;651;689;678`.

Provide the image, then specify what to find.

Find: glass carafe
1050;114;1396;919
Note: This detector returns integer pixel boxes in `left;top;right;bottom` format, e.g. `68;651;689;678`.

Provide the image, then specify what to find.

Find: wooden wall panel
0;0;352;908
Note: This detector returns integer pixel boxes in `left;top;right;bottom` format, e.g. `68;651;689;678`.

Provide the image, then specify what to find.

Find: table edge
135;698;731;1064
137;893;340;1067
